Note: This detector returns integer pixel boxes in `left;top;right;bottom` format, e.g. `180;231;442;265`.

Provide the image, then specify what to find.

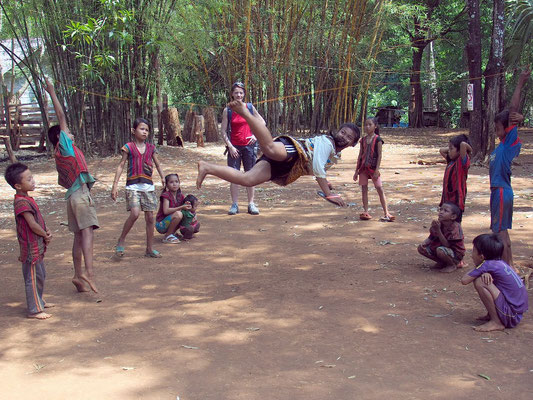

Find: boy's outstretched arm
509;67;531;113
44;78;69;134
316;177;346;207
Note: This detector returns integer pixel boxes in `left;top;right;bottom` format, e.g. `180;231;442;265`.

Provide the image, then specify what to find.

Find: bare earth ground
0;128;532;400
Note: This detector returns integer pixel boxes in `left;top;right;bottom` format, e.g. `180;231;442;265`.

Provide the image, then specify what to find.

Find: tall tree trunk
409;47;425;128
466;0;483;161
483;0;505;157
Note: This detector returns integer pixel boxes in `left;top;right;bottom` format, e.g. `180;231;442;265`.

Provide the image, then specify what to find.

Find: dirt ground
1;128;532;400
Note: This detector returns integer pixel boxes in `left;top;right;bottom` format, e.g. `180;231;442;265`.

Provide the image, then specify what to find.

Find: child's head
364;117;379;135
132;117;151;142
164;173;181;192
438;202;462;223
231;81;246;101
48;125;61;147
4;162;34;192
448;134;470;160
183;194;198;212
334;123;360;149
472;233;504;265
494;110;509;139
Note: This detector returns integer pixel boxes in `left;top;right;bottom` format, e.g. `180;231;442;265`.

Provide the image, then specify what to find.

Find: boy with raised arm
44;78;98;293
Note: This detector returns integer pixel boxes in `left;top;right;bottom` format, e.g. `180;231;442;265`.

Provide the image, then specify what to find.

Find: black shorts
258;136;298;181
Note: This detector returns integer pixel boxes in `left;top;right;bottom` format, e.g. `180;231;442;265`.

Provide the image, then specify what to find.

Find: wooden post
194;115;205;147
2;136;17;163
203;107;219;142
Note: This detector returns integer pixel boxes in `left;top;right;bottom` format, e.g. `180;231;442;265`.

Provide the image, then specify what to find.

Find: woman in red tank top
220;82;266;215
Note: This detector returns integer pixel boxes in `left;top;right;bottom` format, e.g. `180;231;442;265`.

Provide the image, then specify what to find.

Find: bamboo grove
2;0;384;154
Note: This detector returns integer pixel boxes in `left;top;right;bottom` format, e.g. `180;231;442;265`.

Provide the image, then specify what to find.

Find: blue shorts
156;215;172;234
227;144;257;171
490;187;513;233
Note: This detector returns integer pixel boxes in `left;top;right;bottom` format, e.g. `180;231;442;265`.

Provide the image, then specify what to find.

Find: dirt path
1;128;532;400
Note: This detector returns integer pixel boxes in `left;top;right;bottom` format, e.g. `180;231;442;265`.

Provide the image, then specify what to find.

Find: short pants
126;189;158;212
227;144;257;171
422;244;462;264
490;187;513;232
495;293;523;328
67;184;99;232
258;136;299;182
358;171;382;188
156;215;172;234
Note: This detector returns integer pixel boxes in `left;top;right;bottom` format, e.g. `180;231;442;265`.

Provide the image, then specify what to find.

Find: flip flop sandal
359;212;372;220
317;191;341;205
145;250;162;258
379;215;396;222
162;234;180;244
115;246;125;257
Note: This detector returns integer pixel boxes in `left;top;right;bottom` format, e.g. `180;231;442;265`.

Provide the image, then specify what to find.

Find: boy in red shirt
5;163;53;319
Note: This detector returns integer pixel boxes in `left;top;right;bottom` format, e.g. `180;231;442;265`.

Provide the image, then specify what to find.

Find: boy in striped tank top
111;118;165;258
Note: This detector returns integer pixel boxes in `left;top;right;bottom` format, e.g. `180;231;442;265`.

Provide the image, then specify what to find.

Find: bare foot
27;312;52;320
473;321;505;332
79;274;99;293
476;314;491;321
44;302;56;308
456;260;466;269
72;278;90;292
439;264;457;273
196;161;208;189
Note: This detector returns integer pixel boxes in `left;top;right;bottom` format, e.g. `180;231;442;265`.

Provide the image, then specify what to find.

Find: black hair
133;117;150;131
366;117;380;135
48;124;61;147
231;81;246;95
442;201;462;223
4;162;29;189
183;194;198;206
338;122;361;147
494;110;509;129
449;134;471;151
473;233;504;260
164;173;182;194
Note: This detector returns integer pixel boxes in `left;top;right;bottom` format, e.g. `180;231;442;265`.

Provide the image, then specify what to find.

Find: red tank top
230;112;252;146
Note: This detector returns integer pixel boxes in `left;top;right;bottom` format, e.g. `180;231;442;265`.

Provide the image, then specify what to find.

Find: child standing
5;163;53;319
461;234;528;332
489;67;530;267
439;134;472;212
111;118;165;258
417;202;465;273
45;78;98;293
155;173;191;244
179;194;200;239
353;117;394;221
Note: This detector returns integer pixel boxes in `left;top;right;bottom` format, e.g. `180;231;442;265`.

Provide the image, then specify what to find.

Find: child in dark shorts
461;233;528;332
197;100;360;208
417;202;465;273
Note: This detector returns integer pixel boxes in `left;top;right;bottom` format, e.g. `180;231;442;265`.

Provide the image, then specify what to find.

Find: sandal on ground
359;212;372;220
162;234;180;244
115;246;125;257
379;215;396;222
145;249;162;258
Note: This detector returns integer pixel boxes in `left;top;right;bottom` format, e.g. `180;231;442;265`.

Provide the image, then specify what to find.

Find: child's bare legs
197;160;272;189
72;227;98;293
145;211;155;253
166;211;183;236
498;230;515;270
361;185;369;212
117;208;140;248
228;100;287;161
376;186;392;218
472;277;505;332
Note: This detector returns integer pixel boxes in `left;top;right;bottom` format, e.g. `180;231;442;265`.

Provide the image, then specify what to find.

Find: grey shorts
227;144;257;171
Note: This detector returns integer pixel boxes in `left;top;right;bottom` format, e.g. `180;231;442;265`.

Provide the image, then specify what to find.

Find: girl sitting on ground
155;174;191;244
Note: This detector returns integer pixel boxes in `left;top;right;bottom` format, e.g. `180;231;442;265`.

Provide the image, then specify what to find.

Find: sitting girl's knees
172;211;183;220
